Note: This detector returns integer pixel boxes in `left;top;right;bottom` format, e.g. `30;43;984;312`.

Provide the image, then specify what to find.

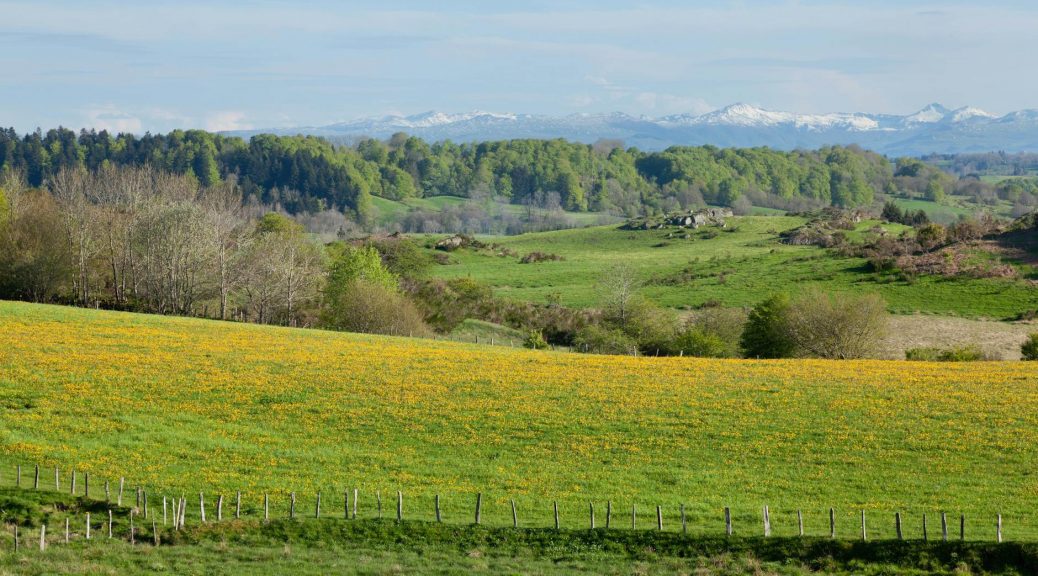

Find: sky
1;0;1037;134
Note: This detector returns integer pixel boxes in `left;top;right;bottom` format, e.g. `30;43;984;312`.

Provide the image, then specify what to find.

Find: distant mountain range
225;103;1038;156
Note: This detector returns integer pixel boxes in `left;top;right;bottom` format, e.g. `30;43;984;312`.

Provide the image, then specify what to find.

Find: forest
1;127;1006;224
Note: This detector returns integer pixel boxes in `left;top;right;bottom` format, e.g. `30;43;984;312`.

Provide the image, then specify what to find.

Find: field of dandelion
1;300;1037;540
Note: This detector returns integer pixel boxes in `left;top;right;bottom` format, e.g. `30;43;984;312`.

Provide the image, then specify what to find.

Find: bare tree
598;264;641;330
784;289;888;359
92;164;149;304
50;167;95;305
200;177;245;320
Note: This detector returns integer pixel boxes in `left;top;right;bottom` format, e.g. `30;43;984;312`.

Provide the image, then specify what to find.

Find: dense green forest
0;127;915;219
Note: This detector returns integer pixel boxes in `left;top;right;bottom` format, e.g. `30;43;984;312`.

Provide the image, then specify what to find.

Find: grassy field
424;216;1038;319
2;301;1038;544
4;489;1036;575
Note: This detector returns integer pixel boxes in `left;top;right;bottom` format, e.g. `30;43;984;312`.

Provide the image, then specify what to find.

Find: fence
0;463;1012;551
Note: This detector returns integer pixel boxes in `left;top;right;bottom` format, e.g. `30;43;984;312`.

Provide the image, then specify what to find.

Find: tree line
0;128;913;224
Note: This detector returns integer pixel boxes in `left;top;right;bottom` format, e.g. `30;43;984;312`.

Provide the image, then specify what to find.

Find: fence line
0;461;1018;552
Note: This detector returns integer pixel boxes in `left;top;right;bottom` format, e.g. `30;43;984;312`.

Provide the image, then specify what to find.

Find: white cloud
204;111;251;132
84;106;142;133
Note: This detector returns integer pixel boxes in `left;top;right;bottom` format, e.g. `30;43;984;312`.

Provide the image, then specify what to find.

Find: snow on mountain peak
905;103;951;124
949;106;995;122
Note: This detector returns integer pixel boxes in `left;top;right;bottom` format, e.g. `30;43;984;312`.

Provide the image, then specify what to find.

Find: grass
447;318;526;346
2;301;1038;544
423;216;1038;318
1;487;1036;575
370;195;619;228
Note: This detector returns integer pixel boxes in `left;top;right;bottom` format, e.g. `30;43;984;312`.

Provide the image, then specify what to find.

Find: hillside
424;215;1038;319
2;301;1038;542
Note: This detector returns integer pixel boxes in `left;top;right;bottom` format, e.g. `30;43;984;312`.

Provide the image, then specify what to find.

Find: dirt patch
878;314;1037;360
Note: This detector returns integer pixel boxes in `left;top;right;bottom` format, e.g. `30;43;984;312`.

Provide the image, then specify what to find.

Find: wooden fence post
861;510;867;541
217;495;224;521
632;504;637;530
606;501;612;529
200;492;206;523
39;525;45;552
941;512;948;542
829;508;836;539
997;514;1002;543
435;495;442;523
657;505;663;531
84;473;89;498
236;492;241;519
54;466;59;491
724;507;732;536
105;481;110;503
315;492;321;518
475;493;482;525
797;510;804;536
33;465;38;490
554;501;559;530
510;499;517;528
64;518;69;544
70;470;76;495
118;478;124;506
180;496;186;529
163;497;167;526
763;505;771;537
923;513;928;542
377;491;382;519
895;512;903;540
396;491;402;522
143;492;148;519
290;492;296;519
344;490;350;520
264;493;269;522
108;510;113;538
152;520;158;546
589;501;595;529
352;489;358;520
14;525;18;551
86;513;91;540
130;511;135;545
172;498;179;531
960;514;965;541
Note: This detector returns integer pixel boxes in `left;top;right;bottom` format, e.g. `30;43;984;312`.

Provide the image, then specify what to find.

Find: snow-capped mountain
225;103;1038;156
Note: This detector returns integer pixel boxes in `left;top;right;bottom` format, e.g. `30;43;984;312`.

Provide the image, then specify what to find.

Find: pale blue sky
1;0;1035;133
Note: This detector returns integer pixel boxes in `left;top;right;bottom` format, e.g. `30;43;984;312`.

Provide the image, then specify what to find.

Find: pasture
425;216;1038;319
1;301;1037;542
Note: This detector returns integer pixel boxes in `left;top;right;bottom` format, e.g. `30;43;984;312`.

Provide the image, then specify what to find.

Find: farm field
2;300;1038;544
423;216;1038;319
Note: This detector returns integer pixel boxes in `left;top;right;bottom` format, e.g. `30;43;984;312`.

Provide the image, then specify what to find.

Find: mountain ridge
225;103;1038;156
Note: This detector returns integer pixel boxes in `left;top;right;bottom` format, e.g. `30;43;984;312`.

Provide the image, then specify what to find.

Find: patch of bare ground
879;314;1037;360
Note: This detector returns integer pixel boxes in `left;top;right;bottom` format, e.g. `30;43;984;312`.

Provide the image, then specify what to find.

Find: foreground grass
425;216;1038;318
1;301;1037;543
1;488;1036;575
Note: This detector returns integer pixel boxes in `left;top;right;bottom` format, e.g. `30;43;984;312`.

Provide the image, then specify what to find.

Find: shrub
915;223;946;251
906;345;988;362
740;294;795;358
1022;333;1038;361
784;289;888;359
573;324;639;355
675;307;747;358
321;279;431;337
523;330;549;350
618;297;677;355
673;328;729;358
